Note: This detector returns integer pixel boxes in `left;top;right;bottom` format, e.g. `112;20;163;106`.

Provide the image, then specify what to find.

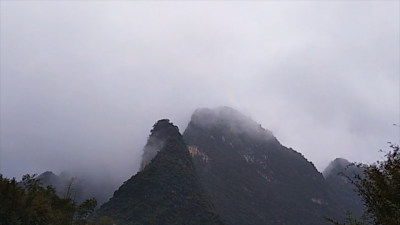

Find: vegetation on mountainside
96;119;224;225
183;107;341;225
328;143;400;225
0;173;113;225
4;108;395;225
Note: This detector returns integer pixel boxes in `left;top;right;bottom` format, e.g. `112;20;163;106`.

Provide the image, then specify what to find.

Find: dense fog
1;1;398;191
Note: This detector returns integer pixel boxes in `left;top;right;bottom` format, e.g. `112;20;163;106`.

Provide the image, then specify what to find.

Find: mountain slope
183;107;341;225
323;158;364;218
96;119;224;225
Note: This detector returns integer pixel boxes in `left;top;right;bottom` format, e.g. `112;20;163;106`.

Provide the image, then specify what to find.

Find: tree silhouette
0;173;100;225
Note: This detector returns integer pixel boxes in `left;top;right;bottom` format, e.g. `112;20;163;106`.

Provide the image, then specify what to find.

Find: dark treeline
0;174;115;225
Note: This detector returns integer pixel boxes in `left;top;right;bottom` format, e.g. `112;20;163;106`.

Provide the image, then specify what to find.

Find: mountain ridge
183;107;343;225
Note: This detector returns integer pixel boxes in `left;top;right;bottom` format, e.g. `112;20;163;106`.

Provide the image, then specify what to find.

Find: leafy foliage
92;216;116;225
355;143;400;225
326;211;370;225
0;173;103;225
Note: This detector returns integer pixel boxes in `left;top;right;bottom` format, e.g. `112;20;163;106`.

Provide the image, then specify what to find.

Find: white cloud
1;1;398;180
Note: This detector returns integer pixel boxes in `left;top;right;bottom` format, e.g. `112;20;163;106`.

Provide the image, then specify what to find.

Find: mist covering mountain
183;107;344;225
30;107;364;224
37;170;118;205
323;158;352;178
95;119;225;225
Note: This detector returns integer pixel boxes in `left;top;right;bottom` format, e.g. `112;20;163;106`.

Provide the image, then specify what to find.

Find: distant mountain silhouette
37;170;116;205
323;158;365;218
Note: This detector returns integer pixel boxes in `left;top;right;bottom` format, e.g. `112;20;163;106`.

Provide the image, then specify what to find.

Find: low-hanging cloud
190;107;275;143
1;1;398;188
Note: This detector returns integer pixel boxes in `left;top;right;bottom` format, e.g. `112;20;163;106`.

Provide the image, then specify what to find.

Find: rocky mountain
182;107;343;225
96;119;224;225
323;158;365;218
11;107;366;224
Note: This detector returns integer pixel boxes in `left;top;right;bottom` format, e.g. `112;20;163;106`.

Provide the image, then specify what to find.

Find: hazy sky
1;1;399;181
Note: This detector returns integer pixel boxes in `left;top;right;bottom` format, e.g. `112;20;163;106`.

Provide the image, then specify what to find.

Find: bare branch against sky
1;1;399;181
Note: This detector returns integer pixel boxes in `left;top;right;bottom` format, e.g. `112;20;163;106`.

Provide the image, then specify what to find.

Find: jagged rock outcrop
96;119;224;225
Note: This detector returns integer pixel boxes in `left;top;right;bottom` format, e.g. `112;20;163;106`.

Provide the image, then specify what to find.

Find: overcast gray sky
1;1;399;181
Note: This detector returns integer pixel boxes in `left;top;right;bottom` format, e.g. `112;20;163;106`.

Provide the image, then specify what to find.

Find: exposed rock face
92;107;363;225
183;107;341;225
96;119;225;225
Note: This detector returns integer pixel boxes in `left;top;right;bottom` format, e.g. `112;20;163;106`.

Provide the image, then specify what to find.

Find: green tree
354;143;400;225
0;173;97;225
75;198;97;225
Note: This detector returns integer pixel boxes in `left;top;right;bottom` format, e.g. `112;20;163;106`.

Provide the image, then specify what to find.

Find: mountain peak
150;119;181;138
39;171;56;178
191;106;255;128
323;158;364;217
140;119;181;170
183;107;339;225
190;107;274;142
333;157;350;164
323;158;352;178
97;119;225;225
